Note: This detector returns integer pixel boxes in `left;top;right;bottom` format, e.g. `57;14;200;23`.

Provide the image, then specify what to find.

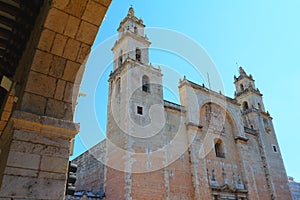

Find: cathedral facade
73;7;292;200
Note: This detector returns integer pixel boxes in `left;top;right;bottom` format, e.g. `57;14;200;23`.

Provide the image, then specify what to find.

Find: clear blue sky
72;0;300;182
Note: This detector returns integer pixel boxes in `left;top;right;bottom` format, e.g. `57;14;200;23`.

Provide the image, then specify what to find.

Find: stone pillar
0;0;111;199
0;111;78;199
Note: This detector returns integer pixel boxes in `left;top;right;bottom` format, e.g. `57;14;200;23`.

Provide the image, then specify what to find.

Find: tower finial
128;5;134;17
239;66;246;76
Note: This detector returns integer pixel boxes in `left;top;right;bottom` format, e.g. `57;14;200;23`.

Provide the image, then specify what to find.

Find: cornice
11;110;79;139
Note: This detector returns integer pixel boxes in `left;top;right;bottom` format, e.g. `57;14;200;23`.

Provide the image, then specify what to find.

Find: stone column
0;111;78;199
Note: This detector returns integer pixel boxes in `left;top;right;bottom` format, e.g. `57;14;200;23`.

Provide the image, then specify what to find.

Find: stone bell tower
105;7;164;199
234;67;292;200
112;6;150;70
107;5;164;145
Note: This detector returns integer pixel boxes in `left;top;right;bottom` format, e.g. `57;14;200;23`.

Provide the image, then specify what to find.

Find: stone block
7;151;40;170
44;8;69;34
93;0;112;7
63;82;74;104
39;171;66;180
10;111;78;135
64;15;80;38
52;0;69;10
76;21;99;45
77;43;91;63
0;121;6;131
13;130;70;148
45;98;66;119
63;39;81;61
54;79;66;100
10;140;69;159
49;56;66;78
3;95;14;112
65;0;88;18
63;102;74;120
40;155;68;173
4;166;38;178
44;98;73;120
31;50;53;74
0;175;66;199
82;1;106;26
37;29;55;52
20;92;47;116
62;60;81;83
51;33;68;56
1;111;10;121
25;71;56;98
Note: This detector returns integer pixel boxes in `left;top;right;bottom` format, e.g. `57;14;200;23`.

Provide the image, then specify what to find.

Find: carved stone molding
11;110;79;139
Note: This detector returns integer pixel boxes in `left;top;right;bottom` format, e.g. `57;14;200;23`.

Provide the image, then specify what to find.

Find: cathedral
72;7;292;200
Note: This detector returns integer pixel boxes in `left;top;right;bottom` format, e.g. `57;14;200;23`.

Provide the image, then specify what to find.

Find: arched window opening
215;140;225;158
258;103;262;110
118;50;123;67
115;78;121;97
242;101;249;111
240;84;244;91
134;26;138;34
136;48;141;61
142;75;150;93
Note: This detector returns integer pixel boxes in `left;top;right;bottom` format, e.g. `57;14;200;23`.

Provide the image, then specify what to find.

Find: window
215;140;225;158
272;145;278;153
136;48;141;61
142;75;150;93
137;106;143;115
242;101;249;111
134;26;138;34
258;103;262;110
240;84;244;91
118;50;123;67
263;118;269;125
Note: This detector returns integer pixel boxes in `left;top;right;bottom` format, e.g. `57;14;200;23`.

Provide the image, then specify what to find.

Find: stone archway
0;0;111;199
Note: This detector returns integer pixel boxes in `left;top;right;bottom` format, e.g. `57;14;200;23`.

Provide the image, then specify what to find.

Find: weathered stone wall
77;67;292;200
72;140;106;195
75;75;292;200
179;79;292;199
0;111;78;199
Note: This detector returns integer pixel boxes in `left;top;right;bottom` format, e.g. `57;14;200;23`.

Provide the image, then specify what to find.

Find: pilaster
0;111;78;199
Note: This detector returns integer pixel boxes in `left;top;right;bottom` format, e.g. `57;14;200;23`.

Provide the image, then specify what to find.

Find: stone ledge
234;136;249;144
244;127;257;136
11;110;79;139
185;122;203;130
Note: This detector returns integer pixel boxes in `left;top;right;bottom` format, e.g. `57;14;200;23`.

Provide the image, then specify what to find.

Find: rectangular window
142;84;149;92
215;143;225;158
137;106;143;115
136;48;141;61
